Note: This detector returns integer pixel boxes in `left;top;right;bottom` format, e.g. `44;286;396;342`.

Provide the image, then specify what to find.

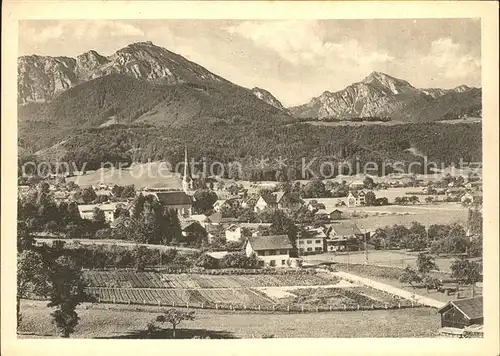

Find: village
16;148;484;339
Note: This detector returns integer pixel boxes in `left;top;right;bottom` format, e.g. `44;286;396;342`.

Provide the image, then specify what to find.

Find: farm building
244;235;294;267
329;209;343;220
438;296;483;329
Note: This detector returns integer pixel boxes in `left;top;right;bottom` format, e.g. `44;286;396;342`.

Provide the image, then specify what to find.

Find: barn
438;296;483;329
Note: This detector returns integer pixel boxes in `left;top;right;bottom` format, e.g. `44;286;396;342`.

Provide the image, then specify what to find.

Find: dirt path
332;271;446;308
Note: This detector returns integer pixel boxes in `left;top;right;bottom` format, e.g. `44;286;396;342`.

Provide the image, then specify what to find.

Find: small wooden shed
438;296;483;329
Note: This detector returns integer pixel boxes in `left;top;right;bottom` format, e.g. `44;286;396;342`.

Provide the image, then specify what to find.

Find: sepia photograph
2;1;499;355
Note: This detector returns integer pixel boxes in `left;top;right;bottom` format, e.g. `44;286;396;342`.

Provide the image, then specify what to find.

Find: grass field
303;250;461;272
305;197;468;229
18;300;440;338
67;162;184;188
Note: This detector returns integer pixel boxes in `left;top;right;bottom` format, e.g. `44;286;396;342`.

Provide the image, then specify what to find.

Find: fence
87;296;425;313
85;286;426;313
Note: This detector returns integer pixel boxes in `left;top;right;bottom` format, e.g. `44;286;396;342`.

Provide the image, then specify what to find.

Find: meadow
18;300;440;338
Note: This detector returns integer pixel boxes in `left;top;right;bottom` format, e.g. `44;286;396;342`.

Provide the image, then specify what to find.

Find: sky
19;19;481;107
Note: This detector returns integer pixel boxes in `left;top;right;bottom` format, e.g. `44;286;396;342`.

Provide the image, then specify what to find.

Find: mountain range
17;41;482;174
289;71;481;121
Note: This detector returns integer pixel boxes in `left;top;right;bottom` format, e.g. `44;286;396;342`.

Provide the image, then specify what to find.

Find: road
333;271;446;308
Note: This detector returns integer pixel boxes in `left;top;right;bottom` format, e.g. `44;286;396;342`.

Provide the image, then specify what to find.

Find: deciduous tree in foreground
155;309;195;338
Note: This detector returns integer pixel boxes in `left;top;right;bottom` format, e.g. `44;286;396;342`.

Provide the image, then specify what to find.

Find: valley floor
18;300;439;339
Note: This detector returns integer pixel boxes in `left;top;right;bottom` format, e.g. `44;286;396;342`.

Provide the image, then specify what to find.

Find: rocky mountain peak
361;71;415;94
251;87;289;113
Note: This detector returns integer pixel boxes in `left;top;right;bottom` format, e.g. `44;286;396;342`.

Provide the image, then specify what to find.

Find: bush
95;228;112;240
195;254;219;269
220;252;259;269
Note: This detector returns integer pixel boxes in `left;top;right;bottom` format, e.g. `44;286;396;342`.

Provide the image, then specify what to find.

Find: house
253;191;302;212
346;191;366;207
349;180;365;189
297;227;326;255
77;203;117;222
307;200;326;212
190;214;211;226
460;192;474;204
313;209;329;220
244;235;294;267
18;185;31;196
241;194;259;209
180;220;208;244
329;209;343;220
437;296;483;329
153;191;192;218
213;199;229;212
225;224;242;242
325;223;364;252
53;191;70;203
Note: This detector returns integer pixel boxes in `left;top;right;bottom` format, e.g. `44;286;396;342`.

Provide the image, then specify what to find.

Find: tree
302;178;326;198
17;221;35;252
387;225;409;249
422;275;442;292
67;202;82;223
425;196;434;204
132;193;146;220
47;256;91;337
403;233;428;251
121;185;136;198
416;253;439;274
363;176;374;189
364;191;376;206
427;224;451;241
193;190;218;214
195;254;219;269
268;210;298;248
399;266;423;289
446;224;469;255
374;197;389;206
467;207;483;237
131;246;152;271
92;207;106;224
80;187;97;204
17;250;49;328
409;195;419;204
155;309;195;339
450;258;482;296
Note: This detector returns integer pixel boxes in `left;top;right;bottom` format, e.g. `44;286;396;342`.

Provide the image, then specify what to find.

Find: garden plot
86;287;274;307
83;271;338;289
270;286;409;308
